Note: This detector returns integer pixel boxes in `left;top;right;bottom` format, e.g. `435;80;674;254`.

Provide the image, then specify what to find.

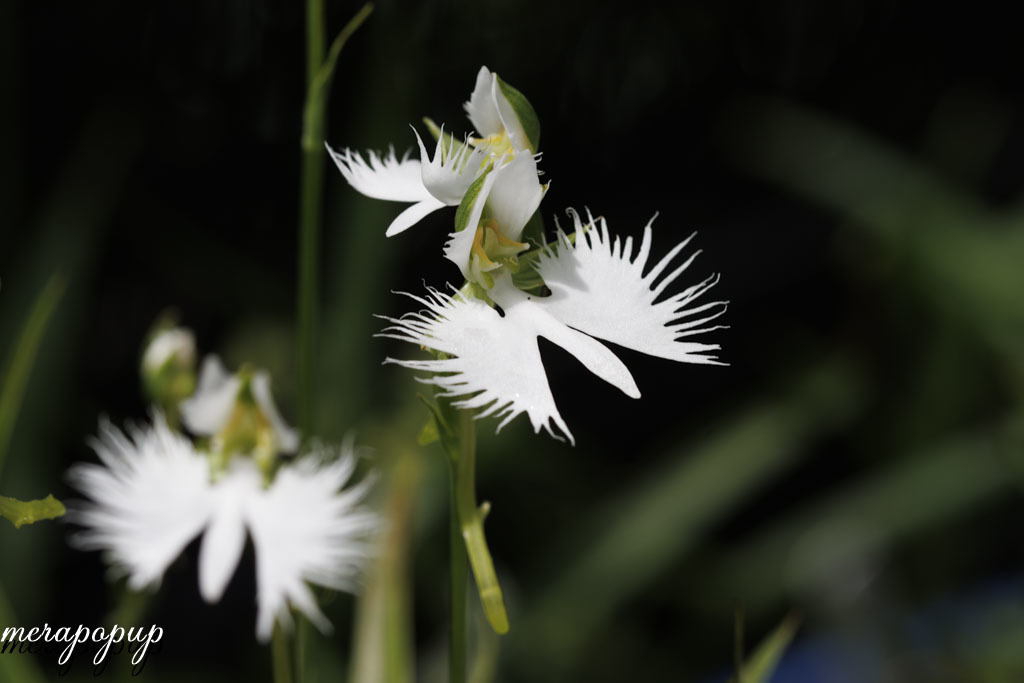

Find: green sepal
495;74;541;152
423;117;458;162
416;394;457;457
519;207;547;249
0;494;66;529
454;169;491;233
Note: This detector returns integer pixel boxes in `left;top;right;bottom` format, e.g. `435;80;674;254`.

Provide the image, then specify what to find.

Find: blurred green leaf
513;358;865;677
730;614;799;683
0;493;65;529
0;272;66;476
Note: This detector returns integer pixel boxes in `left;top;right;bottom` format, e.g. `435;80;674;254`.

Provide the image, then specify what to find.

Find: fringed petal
535;210;728;364
66;415;215;591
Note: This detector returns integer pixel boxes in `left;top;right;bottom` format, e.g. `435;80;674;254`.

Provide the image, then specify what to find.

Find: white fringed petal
245;445;378;642
326;144;444;236
67;416;215;591
415;128;490;206
379;278;640;445
180;355;238;437
536;210;728;364
463;66;504;139
68;419;378;644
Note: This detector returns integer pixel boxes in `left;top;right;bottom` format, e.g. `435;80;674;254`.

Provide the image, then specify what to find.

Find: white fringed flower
379;209;727;444
326;66;538;237
180;354;299;454
67;415;377;642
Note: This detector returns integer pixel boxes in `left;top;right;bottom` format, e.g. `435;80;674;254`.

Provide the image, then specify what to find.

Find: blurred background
3;0;1024;681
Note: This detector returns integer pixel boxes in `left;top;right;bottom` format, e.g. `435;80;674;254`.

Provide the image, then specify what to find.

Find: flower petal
198;459;260;603
491;75;532;153
463;66;503;139
245;446;378;642
180;355;239;437
415;128;489;206
66;415;214;592
386;198;446;237
483;153;543;242
536;210;727;364
326;144;433;204
250;371;299;453
378;286;574;442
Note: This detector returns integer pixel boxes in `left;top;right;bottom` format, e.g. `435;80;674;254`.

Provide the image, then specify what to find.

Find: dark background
3;1;1024;681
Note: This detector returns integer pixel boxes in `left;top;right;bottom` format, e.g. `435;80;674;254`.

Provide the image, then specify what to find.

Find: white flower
180;354;299;454
141;327;196;375
379;210;727;444
326;66;539;237
67;415;377;642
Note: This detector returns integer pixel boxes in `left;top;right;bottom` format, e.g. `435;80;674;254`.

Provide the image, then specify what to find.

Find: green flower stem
297;1;374;437
432;395;509;680
273;623;294;683
448;462;468;683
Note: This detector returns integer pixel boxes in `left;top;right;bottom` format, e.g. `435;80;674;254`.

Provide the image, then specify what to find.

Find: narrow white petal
491;75;531;152
198;460;261;603
245;446;378;642
385;197;446;237
250;372;299;453
326;144;433;203
180;355;239;437
416;128;489;206
463;66;503;138
536;210;727;364
484;153;543;242
67;416;214;591
491;280;639;399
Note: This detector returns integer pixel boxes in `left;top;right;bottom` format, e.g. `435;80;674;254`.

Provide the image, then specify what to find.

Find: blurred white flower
141;327;196;376
380;209;727;444
180;354;299;455
67;415;377;642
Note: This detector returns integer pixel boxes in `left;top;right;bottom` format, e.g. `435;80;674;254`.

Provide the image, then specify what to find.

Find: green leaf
495;74;541;152
0;272;66;476
0;494;66;529
454;170;491;234
731;614;800;683
417;416;440;446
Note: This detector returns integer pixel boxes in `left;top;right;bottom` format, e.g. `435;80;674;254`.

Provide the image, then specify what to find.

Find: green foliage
730;615;799;683
0;493;65;529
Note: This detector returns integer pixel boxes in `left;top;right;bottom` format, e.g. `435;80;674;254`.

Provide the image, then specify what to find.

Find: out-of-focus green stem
297;1;374;438
273;624;294;683
296;4;373;680
448;461;468;683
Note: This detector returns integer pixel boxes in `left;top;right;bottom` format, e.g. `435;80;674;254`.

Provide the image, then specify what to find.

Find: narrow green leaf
0;273;66;476
731;614;799;683
495;74;541;152
0;494;65;529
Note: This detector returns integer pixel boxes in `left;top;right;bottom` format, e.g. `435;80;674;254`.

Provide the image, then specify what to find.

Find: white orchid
326;66;539;237
67;415;377;642
380;209;727;444
180;354;299;458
